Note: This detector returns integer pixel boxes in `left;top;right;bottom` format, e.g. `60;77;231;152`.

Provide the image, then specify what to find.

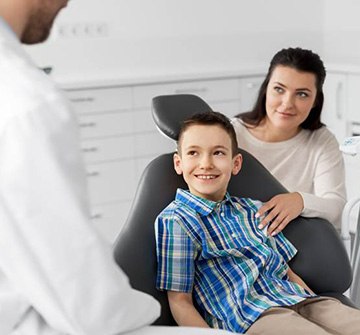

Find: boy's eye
214;150;225;156
187;150;197;156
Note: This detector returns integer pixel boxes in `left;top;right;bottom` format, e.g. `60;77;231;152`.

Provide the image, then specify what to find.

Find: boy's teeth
198;175;215;179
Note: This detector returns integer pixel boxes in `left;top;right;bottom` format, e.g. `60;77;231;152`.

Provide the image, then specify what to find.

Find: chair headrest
152;94;213;140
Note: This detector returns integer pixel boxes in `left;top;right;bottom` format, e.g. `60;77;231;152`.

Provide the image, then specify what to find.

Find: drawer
91;201;131;243
81;136;134;163
239;76;264;112
133;108;157;133
211;101;240;119
134;131;176;157
133;79;240;109
66;86;132;115
86;160;136;204
135;156;157;182
78;111;133;139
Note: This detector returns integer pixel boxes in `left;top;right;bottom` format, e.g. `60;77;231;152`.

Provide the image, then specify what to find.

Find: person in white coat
0;1;161;334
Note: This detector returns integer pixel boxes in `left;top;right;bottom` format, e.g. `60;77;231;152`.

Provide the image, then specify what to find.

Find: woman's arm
287;267;314;295
257;131;346;234
168;291;210;328
299;131;346;227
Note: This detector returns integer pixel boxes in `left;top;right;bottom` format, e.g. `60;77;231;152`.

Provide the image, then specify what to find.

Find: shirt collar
0;16;19;42
175;188;236;216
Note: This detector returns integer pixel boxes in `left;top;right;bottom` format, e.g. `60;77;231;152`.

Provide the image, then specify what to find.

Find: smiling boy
155;111;360;334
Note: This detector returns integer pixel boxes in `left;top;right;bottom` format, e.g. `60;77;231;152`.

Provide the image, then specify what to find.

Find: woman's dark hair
236;47;326;130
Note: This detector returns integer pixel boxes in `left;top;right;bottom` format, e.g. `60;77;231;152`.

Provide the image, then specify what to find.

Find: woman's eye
274;86;284;93
187;150;197;156
297;91;309;98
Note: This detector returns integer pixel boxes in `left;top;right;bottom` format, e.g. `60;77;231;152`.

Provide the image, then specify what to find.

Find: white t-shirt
0;18;160;335
232;118;346;228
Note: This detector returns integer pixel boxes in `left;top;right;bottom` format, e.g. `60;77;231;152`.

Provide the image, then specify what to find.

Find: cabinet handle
87;171;100;177
91;213;103;220
336;82;343;120
82;147;99;153
71;97;95;103
246;82;258;89
174;87;208;94
79;122;97;128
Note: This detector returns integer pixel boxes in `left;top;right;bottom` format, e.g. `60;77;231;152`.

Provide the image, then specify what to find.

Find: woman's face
265;65;317;135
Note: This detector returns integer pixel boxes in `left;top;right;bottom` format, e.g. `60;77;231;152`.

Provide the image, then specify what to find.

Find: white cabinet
323;72;348;143
239;76;264;113
348;75;360;127
64;73;265;242
324;72;360;233
344;74;360;212
65;86;136;242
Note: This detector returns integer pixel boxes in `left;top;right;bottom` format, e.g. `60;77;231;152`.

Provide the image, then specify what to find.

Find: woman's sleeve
300;131;346;228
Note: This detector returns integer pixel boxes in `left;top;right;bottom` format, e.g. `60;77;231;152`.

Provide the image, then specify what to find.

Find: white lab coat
0;17;160;335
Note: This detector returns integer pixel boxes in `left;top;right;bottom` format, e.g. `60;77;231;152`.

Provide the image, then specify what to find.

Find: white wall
26;0;325;80
323;0;360;64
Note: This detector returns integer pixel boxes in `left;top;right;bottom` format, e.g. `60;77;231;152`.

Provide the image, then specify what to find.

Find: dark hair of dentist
233;47;346;236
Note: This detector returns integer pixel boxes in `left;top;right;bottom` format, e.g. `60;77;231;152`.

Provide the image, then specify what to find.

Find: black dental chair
113;94;354;326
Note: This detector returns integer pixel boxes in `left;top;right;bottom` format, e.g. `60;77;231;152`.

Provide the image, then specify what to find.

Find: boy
155;111;360;334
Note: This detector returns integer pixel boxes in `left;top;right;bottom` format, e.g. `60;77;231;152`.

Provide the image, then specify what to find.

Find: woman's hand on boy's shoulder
255;193;304;236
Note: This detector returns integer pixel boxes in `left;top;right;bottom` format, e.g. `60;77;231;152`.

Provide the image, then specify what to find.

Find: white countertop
52;64;268;89
49;61;360;90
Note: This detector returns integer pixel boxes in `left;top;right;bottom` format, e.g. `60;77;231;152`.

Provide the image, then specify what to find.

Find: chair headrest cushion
152;94;213;140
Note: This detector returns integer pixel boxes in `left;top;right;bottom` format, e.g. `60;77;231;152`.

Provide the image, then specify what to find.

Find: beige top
232;118;346;228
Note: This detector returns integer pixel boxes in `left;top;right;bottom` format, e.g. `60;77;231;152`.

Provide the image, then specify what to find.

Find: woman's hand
256;192;304;236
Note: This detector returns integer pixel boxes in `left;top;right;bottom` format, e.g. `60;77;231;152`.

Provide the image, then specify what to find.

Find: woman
233;47;346;236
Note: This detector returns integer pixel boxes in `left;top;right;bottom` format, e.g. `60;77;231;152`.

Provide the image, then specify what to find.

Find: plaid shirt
155;189;314;333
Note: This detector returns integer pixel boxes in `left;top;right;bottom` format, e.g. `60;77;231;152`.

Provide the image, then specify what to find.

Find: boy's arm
287;267;314;294
168;291;210;328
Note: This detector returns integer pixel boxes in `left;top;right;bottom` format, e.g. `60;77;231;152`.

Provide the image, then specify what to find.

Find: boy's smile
174;124;242;202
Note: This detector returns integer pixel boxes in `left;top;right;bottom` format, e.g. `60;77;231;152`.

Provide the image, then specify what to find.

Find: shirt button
220;212;225;217
231;233;237;238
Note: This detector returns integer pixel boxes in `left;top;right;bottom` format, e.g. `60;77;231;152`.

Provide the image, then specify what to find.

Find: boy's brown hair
177;111;239;157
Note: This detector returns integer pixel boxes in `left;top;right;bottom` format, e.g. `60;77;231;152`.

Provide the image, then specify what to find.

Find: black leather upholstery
113;94;354;326
152;94;212;141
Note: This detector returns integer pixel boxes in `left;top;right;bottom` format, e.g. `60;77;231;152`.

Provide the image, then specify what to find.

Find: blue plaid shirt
155;189;314;333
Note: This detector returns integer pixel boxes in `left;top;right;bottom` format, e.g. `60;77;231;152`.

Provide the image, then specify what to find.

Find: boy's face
174;124;242;202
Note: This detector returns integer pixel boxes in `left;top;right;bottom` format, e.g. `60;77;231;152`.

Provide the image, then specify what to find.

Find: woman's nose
281;93;294;109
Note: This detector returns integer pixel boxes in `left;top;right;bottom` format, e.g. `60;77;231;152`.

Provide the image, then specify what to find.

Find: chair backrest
113;94;353;325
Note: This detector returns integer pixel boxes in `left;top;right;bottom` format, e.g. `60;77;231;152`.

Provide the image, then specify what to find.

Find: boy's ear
173;152;183;175
232;153;242;175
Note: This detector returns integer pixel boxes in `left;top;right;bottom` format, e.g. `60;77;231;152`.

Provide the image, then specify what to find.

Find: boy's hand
256;193;304;236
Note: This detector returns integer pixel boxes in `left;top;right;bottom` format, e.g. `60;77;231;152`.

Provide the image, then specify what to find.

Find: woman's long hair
236;47;326;130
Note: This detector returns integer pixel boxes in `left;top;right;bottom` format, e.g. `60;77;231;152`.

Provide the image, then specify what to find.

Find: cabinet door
348;75;360;124
66;87;132;115
133;79;240;110
239;76;264;113
86;160;137;205
323;73;348;142
211;101;240;119
91;201;132;243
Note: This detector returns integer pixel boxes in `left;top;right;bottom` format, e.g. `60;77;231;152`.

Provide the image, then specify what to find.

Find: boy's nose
199;155;214;169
